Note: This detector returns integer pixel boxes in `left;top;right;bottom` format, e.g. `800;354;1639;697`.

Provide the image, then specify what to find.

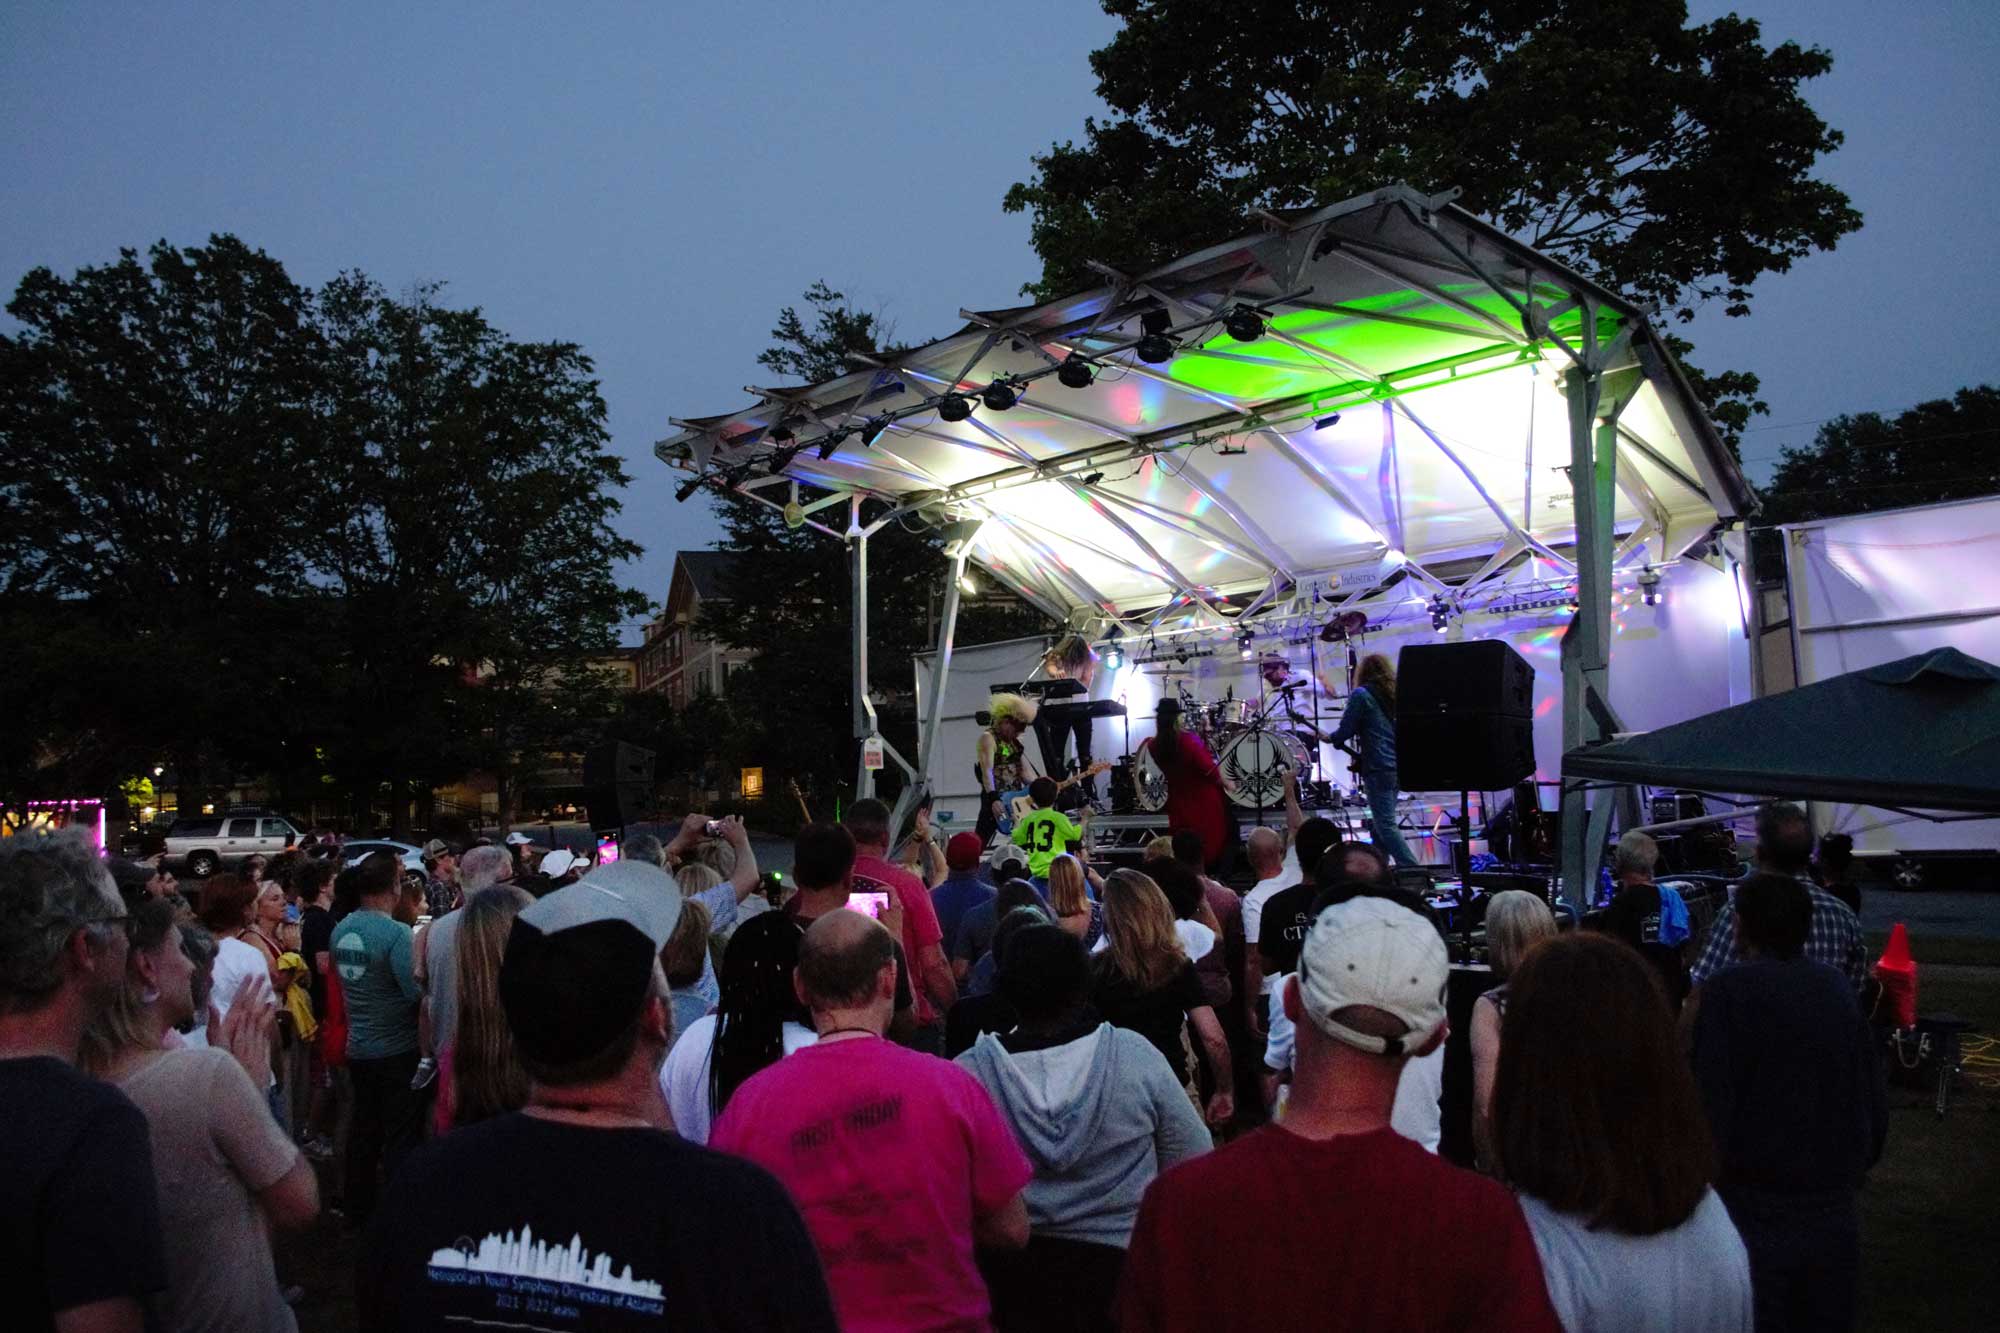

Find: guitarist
975;692;1041;843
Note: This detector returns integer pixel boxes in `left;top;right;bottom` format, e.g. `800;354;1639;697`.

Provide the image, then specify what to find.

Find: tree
1759;385;2000;524
697;284;1051;809
1004;0;1860;441
312;274;648;831
0;236;332;808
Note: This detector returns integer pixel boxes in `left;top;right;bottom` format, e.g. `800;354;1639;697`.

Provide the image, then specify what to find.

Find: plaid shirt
1691;878;1867;989
424;874;460;919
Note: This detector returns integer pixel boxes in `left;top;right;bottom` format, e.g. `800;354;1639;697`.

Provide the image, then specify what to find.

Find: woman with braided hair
657;912;814;1144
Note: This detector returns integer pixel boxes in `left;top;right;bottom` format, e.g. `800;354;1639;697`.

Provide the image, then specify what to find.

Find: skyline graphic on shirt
429;1224;664;1299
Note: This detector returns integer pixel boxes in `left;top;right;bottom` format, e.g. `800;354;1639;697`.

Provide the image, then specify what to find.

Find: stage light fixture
816;428;849;461
1223;305;1266;342
1430;595;1451;632
769;417;799;444
1136;309;1178;364
674;474;705;503
767;443;803;474
859;417;890;446
1638;567;1663;607
1057;355;1096;388
1081;471;1105;486
1100;625;1125;671
937;393;974;423
1314;412;1343;430
958;572;979;596
982;379;1018;411
1236;627;1255;659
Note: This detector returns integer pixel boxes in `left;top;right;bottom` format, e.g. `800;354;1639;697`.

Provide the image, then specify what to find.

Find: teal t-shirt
332;909;420;1060
1011;807;1083;879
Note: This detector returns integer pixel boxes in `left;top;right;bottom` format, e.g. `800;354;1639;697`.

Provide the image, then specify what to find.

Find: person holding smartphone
781;823;917;1043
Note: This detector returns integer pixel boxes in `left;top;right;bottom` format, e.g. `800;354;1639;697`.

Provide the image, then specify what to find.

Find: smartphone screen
596;836;620;865
851;891;890;919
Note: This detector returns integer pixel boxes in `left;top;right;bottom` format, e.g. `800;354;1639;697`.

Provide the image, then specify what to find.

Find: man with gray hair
1;830;169;1327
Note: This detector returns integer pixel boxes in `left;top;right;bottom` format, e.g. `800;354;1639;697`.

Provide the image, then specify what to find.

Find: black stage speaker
1396;641;1536;792
583;740;656;788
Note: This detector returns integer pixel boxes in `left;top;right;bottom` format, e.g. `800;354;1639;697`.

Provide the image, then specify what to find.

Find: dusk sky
5;2;1994;638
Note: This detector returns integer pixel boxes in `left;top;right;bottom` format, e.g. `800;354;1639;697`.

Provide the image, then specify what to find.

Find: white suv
164;810;302;878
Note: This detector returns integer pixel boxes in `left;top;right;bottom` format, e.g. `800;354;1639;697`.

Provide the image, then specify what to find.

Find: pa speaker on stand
1395;641;1536;876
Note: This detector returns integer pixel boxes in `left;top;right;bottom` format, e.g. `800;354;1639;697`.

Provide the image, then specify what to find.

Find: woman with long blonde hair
1046;853;1103;948
443;885;534;1130
1090;869;1233;1125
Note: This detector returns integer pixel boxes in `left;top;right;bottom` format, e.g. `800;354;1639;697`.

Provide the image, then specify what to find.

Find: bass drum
1132;744;1170;813
1219;730;1310;810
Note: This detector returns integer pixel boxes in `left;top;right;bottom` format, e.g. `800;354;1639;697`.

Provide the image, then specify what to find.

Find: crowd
3;796;1888;1332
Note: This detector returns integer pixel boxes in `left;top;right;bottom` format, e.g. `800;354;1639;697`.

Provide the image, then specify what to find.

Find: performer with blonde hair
975;692;1041;843
1036;632;1105;803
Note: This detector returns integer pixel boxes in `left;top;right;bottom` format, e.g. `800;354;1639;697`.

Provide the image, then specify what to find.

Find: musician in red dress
1139;698;1230;873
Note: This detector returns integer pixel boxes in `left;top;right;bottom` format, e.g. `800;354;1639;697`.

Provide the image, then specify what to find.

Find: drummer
1257;653;1337;733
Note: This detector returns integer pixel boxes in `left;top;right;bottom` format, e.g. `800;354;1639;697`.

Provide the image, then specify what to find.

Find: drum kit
1129;678;1334;814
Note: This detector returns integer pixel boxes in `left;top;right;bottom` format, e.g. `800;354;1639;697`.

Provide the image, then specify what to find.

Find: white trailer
1774;495;2000;886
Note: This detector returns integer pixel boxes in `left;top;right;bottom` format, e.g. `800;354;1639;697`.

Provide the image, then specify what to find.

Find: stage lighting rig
1236;626;1255;659
816;428;850;461
859;417;890;446
1223;304;1268;342
674;474;706;503
1429;595;1451;632
1100;625;1125;671
1638;567;1663;606
1314;412;1343;430
769;416;801;444
1056;355;1096;388
937;393;974;423
982;379;1019;411
1135;309;1178;364
767;442;804;474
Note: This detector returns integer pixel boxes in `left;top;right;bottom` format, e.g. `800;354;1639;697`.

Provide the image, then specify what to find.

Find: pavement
1862;887;2000;942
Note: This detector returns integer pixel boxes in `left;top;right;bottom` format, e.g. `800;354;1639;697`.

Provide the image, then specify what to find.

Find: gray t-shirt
333;909;419;1060
422;910;465;1055
1519;1188;1752;1333
116;1048;301;1333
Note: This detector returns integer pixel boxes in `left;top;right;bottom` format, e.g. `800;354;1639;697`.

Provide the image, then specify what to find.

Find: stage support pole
1557;321;1642;912
850;505;877;800
893;545;970;838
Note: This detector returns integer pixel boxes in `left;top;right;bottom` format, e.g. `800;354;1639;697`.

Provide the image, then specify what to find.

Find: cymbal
1318;610;1369;643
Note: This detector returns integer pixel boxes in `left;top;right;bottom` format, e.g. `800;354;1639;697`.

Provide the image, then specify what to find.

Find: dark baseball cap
500;862;682;1068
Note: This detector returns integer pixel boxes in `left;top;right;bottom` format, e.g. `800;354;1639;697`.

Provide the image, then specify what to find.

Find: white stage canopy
657;185;1752;630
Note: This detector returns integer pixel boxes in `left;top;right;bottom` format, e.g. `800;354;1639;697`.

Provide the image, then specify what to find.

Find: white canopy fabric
658;186;1751;626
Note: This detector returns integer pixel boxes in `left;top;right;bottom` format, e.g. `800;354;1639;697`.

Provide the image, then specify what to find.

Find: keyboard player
1034;633;1107;803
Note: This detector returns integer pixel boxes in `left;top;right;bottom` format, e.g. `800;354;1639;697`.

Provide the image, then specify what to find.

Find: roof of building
673;549;746;603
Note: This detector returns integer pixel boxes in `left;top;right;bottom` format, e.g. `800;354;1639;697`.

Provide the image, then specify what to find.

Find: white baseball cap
1297;896;1449;1056
504;831;532;846
540;848;583;878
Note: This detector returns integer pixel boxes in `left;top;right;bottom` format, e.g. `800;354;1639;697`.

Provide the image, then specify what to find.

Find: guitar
788;777;812;824
997;762;1112;835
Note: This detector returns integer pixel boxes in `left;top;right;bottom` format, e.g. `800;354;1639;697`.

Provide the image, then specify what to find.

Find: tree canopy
1758;385;2000;525
1005;0;1860;441
0;236;646;827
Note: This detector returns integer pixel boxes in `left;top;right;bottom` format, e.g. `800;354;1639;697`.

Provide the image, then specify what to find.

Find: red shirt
1152;732;1229;866
712;1036;1032;1333
1119;1125;1561;1333
853;854;946;1025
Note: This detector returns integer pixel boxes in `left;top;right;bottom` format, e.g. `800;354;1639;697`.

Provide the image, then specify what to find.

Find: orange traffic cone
1876;922;1917;1028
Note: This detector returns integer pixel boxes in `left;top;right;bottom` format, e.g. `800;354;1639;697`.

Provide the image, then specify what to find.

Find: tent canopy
1564;648;2000;813
657;185;1751;630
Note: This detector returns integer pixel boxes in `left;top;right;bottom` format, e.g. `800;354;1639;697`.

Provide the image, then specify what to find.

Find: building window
740;767;765;799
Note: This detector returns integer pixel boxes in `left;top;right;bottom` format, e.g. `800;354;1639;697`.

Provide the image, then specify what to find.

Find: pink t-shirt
853;854;946;1025
711;1036;1031;1333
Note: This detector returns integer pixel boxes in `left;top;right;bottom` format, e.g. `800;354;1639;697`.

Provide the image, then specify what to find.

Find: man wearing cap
931;831;995;955
713;909;1031;1332
1119;897;1561;1332
420;839;461;919
358;861;838;1330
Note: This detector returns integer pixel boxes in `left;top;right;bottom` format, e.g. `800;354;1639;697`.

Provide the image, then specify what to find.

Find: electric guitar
997;762;1111;836
788;777;812;824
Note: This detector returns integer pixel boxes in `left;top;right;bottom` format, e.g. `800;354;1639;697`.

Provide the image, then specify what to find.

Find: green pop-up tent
1562;648;2000;812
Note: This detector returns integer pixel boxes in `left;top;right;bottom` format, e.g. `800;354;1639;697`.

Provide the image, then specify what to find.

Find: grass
1856;960;2000;1332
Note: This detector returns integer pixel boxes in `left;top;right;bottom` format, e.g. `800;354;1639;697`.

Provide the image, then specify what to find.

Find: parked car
339;840;427;876
164;809;303;879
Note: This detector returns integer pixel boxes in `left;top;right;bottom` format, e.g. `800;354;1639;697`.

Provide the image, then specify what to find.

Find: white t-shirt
1241;872;1299;990
658;1013;817;1146
1262;978;1443;1151
1520;1189;1752;1333
209;937;277;1020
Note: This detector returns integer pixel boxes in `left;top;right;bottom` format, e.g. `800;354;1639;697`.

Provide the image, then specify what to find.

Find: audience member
945;904;1049;1058
1690;804;1866;1001
712;910;1030;1332
1693;873;1886;1333
784;822;918;1036
1814;833;1861;916
1172;829;1241;1003
659;912;814;1144
1118;896;1561;1331
1492;931;1751;1332
359;862;838;1330
847;798;956;1051
537;848;585;888
1237;827;1294;1002
80;887;320;1331
420;839;462;919
439;885;535;1131
961;924;1210;1332
1471;890;1559;1170
963;880;1053;997
1;831;169;1331
1142;858;1224;1001
1600;831;1693;1005
1047;852;1103;949
931;831;996;949
334;850;422;1226
1244;818;1343;1021
202;873;280;1025
662;896;716;1040
1090;869;1233;1127
1012;776;1086;884
416;843;513;1132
